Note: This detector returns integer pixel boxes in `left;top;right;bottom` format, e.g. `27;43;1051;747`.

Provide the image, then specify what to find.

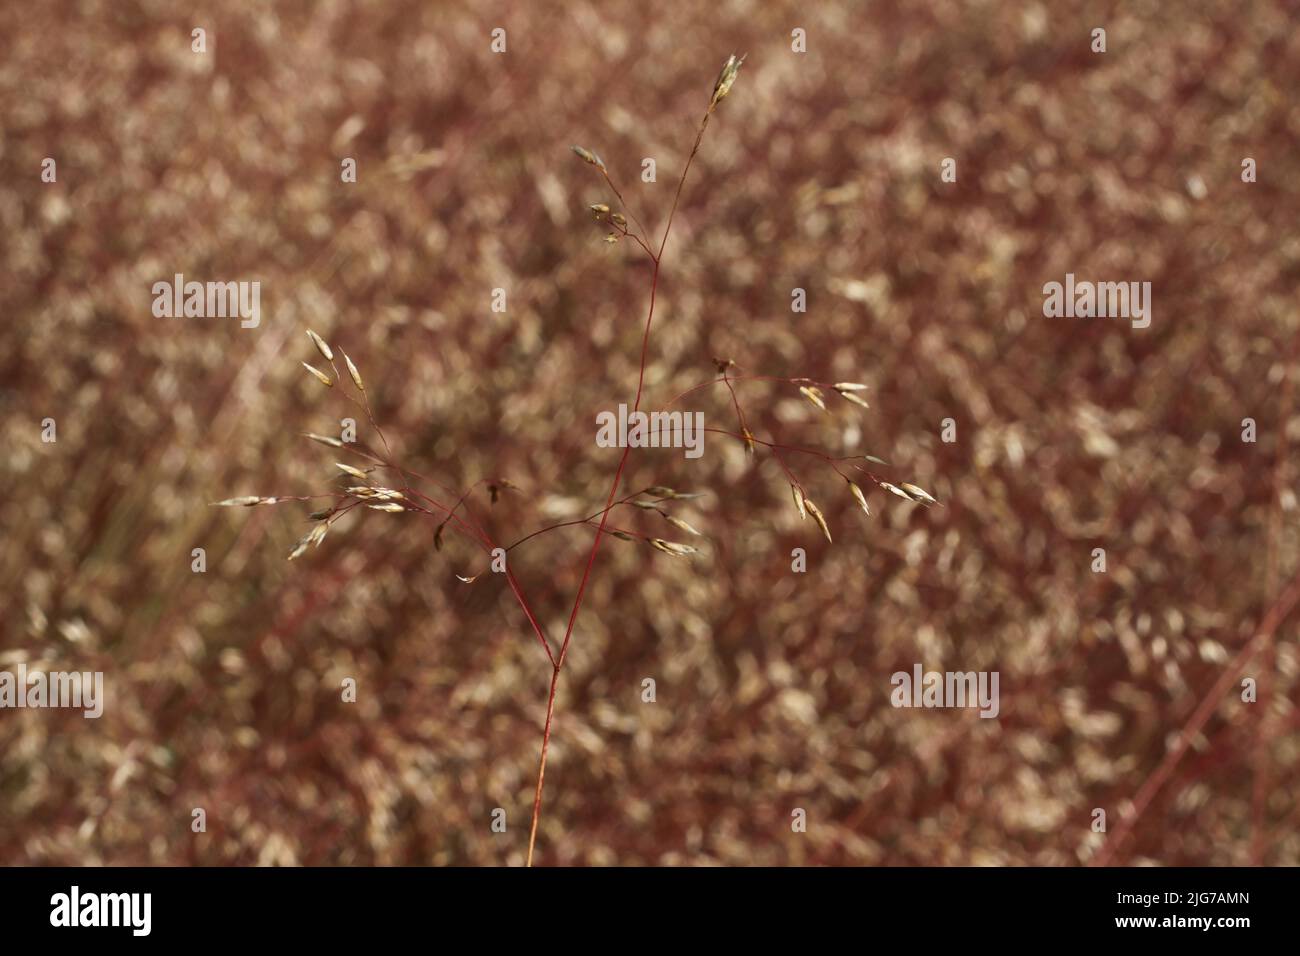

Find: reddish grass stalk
524;106;717;868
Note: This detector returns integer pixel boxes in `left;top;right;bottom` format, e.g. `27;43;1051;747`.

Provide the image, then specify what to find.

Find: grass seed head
798;385;827;412
304;432;345;448
803;498;832;542
791;483;807;520
306;329;333;362
848;480;871;516
710;53;746;109
301;362;333;388
335;462;369;480
342;351;364;391
570;145;607;173
901;483;939;506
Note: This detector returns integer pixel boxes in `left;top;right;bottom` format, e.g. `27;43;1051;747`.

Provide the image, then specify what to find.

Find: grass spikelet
304;432;344;448
709;53;745;110
742;426;757;457
342;351;364;391
804;498;832;542
664;514;703;537
212;496;263;507
791;483;807;520
366;502;405;512
840;392;870;409
306;329;333;362
570;145;607;173
900;483;939;506
302;362;333;388
833;382;869;392
798;385;827;412
880;481;914;502
848;480;871;516
648;538;699;557
335;462;369;479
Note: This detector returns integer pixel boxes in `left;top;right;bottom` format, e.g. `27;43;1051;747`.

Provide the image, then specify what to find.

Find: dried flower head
306;329;333;362
848;480;871;516
342;351;364;391
798;385;827;412
709;53;746;110
570;145;607;173
301;362;333;388
803;498;832;542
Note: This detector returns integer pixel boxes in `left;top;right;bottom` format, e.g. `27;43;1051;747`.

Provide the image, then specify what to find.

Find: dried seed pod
664;514;703;537
791;483;807;520
848;480;871;516
335;462;369;480
629;499;660;510
798;385;827;412
864;454;889;466
366;502;405;512
833;382;869;392
212;496;263;507
288;534;311;561
840;392;870;409
342;351;364;391
880;481;914;501
590;203;610;218
649;538;699;557
301;362;333;388
570;145;607;172
610;212;627;227
306;329;333;362
709;53;746;109
804;498;832;542
304;432;344;448
900;483;938;506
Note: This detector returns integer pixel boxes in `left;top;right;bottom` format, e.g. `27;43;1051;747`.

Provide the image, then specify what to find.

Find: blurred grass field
1;0;1298;865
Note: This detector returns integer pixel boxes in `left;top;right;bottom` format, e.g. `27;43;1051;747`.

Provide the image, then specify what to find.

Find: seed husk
840;392;870;409
664;514;703;537
804;498;832;542
302;362;333;388
709;53;746;109
306;329;333;362
848;480;871;516
798;385;827;412
570;145;607;172
335;462;369;479
833;382;869;392
901;483;939;506
304;432;345;448
649;538;698;557
342;351;364;391
791;483;807;520
880;481;914;501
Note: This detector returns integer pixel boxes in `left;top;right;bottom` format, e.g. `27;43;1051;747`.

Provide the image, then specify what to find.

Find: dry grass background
2;0;1299;865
